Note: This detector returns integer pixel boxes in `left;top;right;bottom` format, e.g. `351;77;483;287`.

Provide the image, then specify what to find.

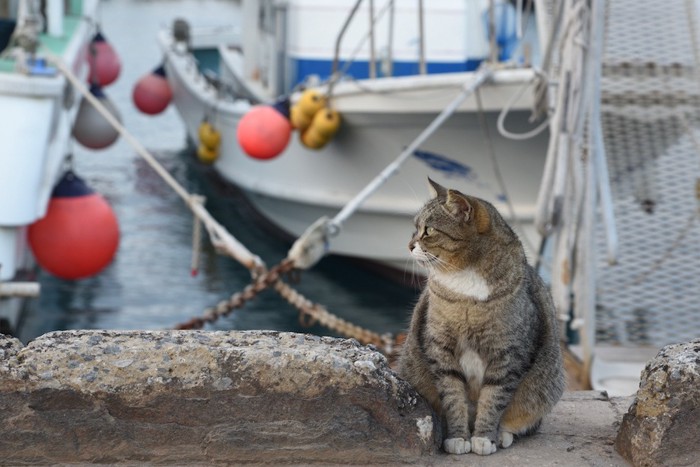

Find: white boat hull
159;22;548;273
0;1;99;332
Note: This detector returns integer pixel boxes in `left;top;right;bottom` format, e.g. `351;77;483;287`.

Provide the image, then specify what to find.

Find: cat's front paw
443;437;471;454
471;436;497;456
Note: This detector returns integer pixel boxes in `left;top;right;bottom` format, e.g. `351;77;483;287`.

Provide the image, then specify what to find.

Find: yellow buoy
290;104;312;131
300;126;329;150
197;143;219;164
311;108;341;138
198;120;221;150
297;89;326;118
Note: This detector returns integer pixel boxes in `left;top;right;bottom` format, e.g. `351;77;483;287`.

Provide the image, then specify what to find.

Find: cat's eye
426;226;435;236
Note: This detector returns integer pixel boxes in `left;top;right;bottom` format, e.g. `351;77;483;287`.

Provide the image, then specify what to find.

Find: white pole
368;0;376;78
0;282;40;298
578;0;607;387
418;0;426;73
46;0;64;37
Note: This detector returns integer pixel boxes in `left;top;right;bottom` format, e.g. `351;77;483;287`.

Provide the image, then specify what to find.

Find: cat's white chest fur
459;348;485;387
432;268;490;301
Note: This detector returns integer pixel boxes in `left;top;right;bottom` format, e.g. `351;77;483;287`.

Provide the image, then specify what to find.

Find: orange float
28;171;119;280
237;104;292;160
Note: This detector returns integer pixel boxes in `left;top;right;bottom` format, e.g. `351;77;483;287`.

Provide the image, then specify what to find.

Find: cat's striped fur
398;179;564;456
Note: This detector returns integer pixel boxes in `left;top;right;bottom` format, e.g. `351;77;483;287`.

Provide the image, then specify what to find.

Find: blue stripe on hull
290;58;484;87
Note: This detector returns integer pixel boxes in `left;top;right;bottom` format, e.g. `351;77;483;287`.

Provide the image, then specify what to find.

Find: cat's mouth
409;243;436;264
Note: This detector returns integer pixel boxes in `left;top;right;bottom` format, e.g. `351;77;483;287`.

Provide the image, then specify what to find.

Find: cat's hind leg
498;430;514;448
500;404;544;439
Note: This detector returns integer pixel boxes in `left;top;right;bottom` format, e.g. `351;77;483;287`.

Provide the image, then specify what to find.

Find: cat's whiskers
414;247;475;283
422;252;452;272
411;261;423;289
404;256;421;289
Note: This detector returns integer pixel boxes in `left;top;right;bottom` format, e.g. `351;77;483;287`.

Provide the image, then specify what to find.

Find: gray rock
616;339;700;466
0;330;439;465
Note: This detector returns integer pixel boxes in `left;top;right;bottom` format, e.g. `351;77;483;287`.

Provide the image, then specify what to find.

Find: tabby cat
398;178;564;456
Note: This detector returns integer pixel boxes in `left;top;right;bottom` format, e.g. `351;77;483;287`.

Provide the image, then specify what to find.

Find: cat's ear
427;177;447;199
445;190;490;234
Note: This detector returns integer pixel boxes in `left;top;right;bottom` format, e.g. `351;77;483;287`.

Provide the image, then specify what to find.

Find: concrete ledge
0;330;632;465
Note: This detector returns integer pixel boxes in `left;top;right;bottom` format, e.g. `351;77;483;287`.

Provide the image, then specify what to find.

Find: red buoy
87;31;121;87
28;171;119;280
237;104;292;160
133;65;172;115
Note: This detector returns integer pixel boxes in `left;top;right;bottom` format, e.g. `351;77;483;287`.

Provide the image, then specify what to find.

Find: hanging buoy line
48;53;398;354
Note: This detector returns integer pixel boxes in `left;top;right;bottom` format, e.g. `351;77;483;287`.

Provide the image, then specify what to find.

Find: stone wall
0;330;439;465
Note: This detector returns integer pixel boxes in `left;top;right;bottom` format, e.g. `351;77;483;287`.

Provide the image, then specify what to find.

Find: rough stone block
616;339;700;466
0;330;439;465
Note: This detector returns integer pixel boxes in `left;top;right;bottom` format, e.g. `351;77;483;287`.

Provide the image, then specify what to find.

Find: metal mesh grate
595;0;700;346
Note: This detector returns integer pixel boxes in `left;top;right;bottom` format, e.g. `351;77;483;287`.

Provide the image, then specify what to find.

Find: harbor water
17;0;418;343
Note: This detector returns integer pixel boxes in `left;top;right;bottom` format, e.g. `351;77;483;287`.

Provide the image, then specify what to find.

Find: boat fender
297;89;326;119
290;104;312;131
87;31;121;87
311;108;341;138
133;65;173;115
237;105;292;160
72;84;122;150
28;171;120;280
197;143;219;164
300;126;328;150
198;120;221;150
197;120;221;164
300;108;341;150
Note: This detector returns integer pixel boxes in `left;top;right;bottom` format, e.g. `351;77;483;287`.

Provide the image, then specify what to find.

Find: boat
158;0;551;276
0;0;100;335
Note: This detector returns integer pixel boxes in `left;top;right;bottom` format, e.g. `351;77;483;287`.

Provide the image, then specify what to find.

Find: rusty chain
175;259;399;356
175;259;295;330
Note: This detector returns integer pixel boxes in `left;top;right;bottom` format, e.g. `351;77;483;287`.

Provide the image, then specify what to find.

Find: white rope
495;70;551;141
48;54;266;273
534;0;589;236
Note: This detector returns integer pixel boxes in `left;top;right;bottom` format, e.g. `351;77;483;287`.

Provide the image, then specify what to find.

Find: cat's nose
408;241;415;251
